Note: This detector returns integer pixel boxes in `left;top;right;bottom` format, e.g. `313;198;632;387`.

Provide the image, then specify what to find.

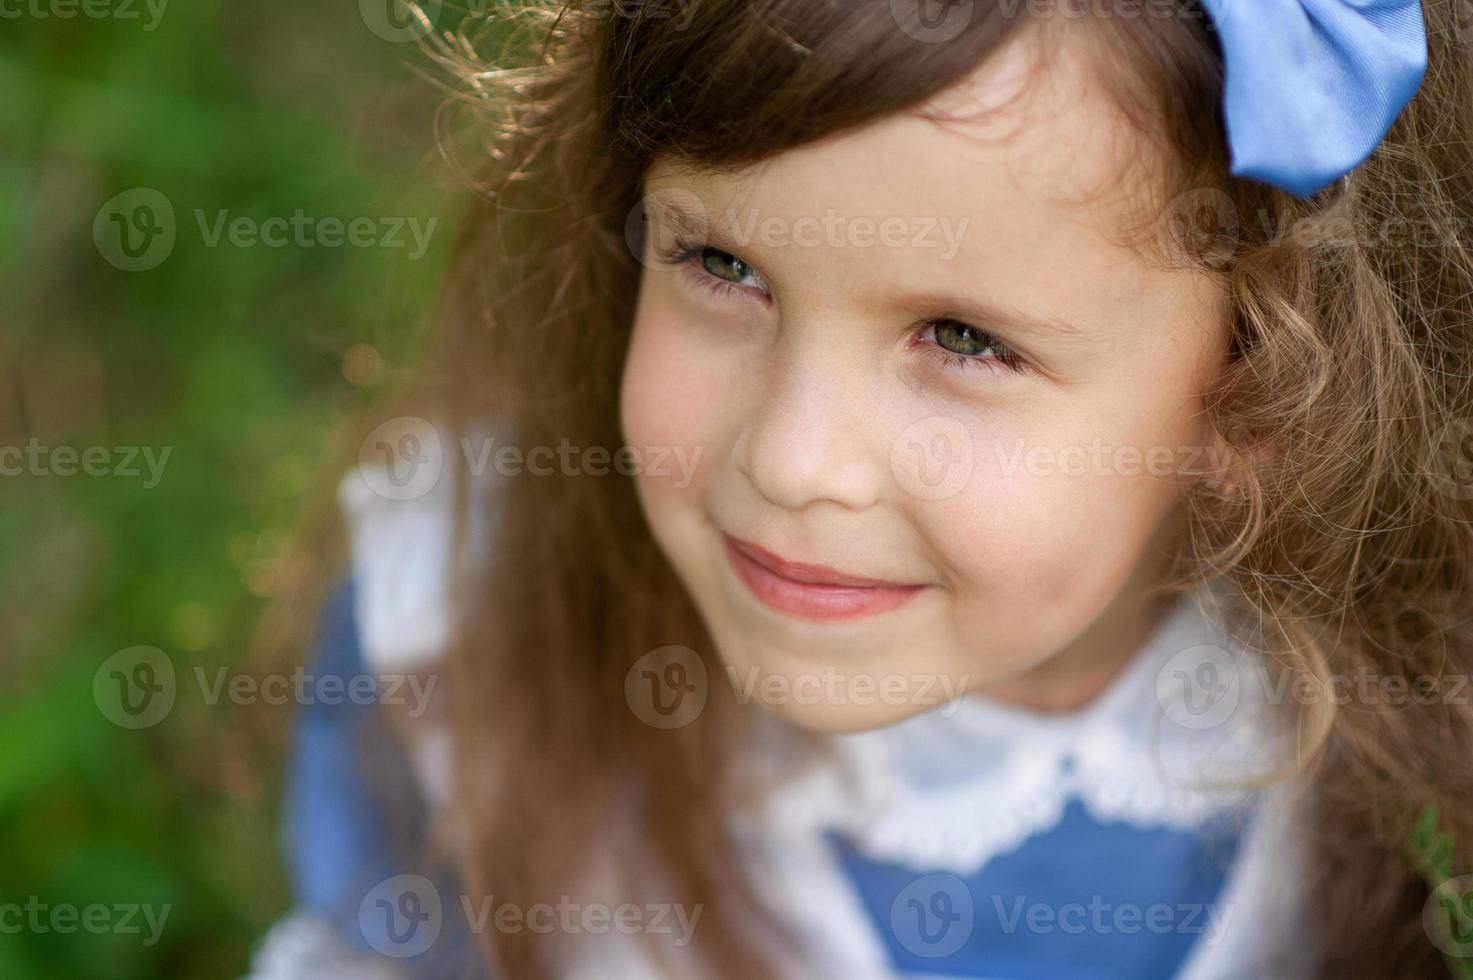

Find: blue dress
264;573;1306;980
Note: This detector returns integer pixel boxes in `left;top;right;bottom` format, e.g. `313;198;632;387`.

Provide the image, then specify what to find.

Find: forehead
645;23;1182;325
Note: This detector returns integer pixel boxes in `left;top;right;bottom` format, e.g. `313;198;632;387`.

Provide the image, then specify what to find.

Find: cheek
917;393;1207;649
620;286;728;508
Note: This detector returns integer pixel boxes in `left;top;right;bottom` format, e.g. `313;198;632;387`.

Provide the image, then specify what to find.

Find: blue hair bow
1199;0;1428;197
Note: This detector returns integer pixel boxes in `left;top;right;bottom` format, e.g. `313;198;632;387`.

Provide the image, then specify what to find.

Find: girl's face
621;30;1231;732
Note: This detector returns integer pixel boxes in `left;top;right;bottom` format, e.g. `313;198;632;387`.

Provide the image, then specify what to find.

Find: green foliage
1408;805;1473;980
0;3;450;975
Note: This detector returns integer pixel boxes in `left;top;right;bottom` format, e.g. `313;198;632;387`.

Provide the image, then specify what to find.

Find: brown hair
308;1;1473;977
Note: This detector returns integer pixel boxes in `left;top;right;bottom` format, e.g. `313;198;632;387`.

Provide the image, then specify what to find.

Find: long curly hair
318;1;1473;976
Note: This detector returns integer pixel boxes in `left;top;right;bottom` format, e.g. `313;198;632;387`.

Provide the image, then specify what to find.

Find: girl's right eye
654;238;770;302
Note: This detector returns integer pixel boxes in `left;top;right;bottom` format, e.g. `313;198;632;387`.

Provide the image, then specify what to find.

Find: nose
732;330;886;513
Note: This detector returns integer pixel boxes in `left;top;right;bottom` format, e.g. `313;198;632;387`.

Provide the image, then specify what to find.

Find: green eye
701;248;753;283
933;319;997;357
921;317;1028;375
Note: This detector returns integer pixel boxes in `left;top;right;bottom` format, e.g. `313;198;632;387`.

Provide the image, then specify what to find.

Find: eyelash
654;237;767;302
652;236;1031;377
916;321;1029;376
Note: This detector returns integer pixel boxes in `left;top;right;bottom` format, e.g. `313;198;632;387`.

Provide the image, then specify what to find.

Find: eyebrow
646;194;1096;344
645;195;715;240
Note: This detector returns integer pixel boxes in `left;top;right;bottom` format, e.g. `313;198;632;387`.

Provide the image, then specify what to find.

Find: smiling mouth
722;535;926;623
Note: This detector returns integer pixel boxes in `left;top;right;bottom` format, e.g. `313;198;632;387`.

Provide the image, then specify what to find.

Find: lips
722;535;926;622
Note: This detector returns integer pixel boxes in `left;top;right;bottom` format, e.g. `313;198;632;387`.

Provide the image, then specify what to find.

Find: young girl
249;1;1473;977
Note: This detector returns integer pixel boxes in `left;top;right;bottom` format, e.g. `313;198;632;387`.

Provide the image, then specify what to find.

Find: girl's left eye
918;318;1030;376
655;239;769;300
699;249;760;287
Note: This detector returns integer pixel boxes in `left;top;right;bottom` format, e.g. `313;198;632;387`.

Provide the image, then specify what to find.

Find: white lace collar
757;581;1294;874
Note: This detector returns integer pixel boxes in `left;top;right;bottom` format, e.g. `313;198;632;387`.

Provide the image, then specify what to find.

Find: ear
1203;426;1273;495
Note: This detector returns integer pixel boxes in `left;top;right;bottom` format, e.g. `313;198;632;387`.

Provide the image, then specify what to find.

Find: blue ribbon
1200;0;1429;196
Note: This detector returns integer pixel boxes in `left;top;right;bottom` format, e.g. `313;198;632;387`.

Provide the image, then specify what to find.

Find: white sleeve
243;911;408;980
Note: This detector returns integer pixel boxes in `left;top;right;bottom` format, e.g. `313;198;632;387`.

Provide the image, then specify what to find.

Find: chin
710;634;974;734
756;695;944;734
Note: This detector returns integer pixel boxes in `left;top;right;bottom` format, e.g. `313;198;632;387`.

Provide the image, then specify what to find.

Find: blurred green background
0;2;461;975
